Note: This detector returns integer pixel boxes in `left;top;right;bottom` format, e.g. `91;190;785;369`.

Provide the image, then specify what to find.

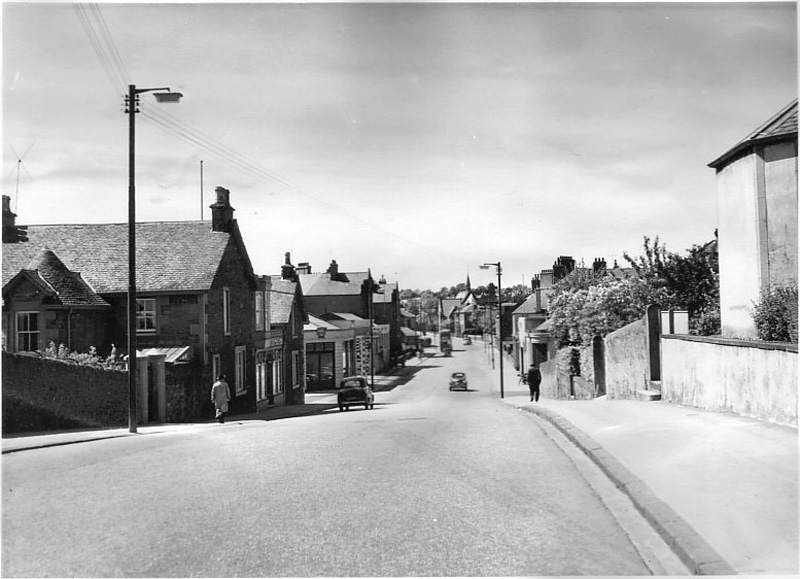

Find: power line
72;3;471;269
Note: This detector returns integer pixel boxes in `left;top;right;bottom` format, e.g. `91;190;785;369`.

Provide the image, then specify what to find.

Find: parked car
338;376;375;411
463;335;472;345
449;372;468;391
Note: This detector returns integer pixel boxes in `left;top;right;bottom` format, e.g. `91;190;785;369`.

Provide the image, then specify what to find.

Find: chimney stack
3;195;27;243
281;251;297;281
296;262;312;275
327;260;339;279
210;187;235;233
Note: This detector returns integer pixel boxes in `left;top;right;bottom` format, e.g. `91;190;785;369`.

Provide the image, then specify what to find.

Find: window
293;350;300;388
212;354;221;382
16;312;39;352
234;346;246;395
255;291;265;331
272;355;284;395
223;287;231;335
256;351;269;402
136;299;156;333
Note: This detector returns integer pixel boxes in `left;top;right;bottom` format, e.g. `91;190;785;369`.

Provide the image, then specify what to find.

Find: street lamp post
480;262;503;398
125;84;182;433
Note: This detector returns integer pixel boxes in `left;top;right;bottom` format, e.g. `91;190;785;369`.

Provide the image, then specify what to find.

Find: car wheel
338;405;344;412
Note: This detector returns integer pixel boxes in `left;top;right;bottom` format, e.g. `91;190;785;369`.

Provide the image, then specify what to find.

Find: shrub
752;284;798;343
39;342;123;369
556;347;581;376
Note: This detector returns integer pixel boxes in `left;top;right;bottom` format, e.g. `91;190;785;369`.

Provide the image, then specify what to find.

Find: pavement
4;340;798;576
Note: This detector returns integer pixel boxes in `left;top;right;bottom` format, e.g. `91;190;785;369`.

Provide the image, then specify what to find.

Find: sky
2;2;797;292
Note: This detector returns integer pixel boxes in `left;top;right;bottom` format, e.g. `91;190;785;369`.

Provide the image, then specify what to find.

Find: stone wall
604;317;650;399
661;335;798;426
2;351;127;432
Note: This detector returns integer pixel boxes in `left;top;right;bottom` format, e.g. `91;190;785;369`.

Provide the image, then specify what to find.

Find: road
3;340;684;576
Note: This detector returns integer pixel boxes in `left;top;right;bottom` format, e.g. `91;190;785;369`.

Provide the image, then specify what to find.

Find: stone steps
636;380;662;401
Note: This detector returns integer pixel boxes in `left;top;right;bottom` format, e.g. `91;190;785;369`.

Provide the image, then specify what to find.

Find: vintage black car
449;372;468;391
338;376;375;411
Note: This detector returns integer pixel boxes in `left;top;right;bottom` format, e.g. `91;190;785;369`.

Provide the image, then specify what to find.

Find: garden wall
661;335;798;426
2;351;127;433
604;317;650;399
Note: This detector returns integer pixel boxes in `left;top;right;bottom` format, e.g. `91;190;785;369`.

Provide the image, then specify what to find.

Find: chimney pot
210;187;235;233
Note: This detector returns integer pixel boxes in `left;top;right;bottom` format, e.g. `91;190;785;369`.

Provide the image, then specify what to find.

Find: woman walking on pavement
211;374;231;423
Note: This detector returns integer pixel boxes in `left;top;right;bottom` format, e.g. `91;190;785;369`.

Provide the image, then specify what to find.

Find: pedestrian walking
526;364;541;402
211;374;231;423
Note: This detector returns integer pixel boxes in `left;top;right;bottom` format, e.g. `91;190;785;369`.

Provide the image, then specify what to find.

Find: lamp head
153;91;183;103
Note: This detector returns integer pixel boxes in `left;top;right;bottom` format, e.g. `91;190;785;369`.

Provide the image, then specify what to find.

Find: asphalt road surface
3;342;680;576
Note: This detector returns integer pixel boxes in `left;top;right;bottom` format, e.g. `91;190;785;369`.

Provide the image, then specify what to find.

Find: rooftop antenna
200;160;204;220
9;143;34;213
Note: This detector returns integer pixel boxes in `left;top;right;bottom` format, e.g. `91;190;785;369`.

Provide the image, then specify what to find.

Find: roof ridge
22;220;211;228
740;97;798;142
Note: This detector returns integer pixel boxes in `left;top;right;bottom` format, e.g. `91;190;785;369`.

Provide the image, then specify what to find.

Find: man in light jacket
211;374;231;423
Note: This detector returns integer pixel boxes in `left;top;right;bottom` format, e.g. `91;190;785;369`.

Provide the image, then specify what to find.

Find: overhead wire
72;2;471;268
73;3;126;96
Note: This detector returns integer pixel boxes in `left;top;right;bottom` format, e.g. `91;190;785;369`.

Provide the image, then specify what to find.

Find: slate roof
5;247;110;307
269;278;298;325
709;99;798;169
298;271;371;296
512;294;541;316
440;298;462;318
2;221;239;294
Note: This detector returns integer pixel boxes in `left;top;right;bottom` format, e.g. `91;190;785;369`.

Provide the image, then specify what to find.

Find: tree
624;235;720;335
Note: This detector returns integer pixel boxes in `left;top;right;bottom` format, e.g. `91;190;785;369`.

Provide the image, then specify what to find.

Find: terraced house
2;187;271;422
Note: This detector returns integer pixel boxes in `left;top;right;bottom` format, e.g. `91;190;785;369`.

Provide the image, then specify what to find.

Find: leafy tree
753;283;798;343
549;276;669;347
624;235;720;335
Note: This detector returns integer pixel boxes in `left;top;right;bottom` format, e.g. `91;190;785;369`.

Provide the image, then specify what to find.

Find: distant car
463;335;472;345
338;376;375;411
449;372;468;391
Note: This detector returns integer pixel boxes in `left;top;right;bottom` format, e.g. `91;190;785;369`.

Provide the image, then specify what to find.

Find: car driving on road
449;372;468;391
338;376;375;411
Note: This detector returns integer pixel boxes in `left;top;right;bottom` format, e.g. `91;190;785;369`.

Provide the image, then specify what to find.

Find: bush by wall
2;351;127;434
753;283;798;343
